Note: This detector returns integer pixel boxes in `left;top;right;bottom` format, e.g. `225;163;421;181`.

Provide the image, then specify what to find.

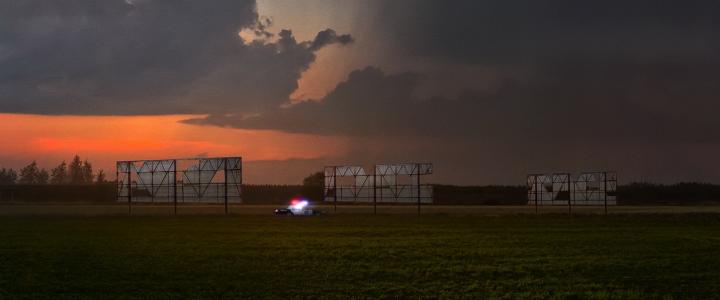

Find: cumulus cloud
0;0;352;115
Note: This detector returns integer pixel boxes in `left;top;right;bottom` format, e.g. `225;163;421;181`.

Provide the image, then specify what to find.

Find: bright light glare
288;198;309;213
291;200;308;210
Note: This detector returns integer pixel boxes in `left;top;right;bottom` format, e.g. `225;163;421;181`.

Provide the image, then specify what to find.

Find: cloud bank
186;0;720;183
0;0;352;115
2;0;720;183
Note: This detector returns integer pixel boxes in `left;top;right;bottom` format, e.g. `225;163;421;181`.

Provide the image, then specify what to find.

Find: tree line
0;155;106;185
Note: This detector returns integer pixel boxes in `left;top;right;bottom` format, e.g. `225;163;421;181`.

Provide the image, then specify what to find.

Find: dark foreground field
1;214;719;299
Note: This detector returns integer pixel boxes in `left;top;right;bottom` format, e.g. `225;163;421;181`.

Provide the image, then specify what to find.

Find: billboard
117;157;242;204
527;171;617;206
324;163;433;203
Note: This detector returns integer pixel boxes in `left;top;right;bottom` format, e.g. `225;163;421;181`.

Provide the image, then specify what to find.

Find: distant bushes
435;182;720;206
0;168;323;204
2;182;720;205
0;183;116;203
242;185;322;205
618;182;720;205
433;185;527;205
0;183;529;205
0;184;323;204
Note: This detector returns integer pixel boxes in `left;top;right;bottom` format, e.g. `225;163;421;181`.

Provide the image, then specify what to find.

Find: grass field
1;212;720;299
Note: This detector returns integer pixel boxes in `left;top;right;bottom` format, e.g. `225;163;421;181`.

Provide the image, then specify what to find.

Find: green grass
1;214;719;299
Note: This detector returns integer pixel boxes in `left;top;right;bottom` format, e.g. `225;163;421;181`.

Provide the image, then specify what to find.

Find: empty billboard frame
323;166;374;203
573;172;617;206
527;171;617;213
324;163;433;213
375;163;434;204
527;173;571;206
117;157;242;214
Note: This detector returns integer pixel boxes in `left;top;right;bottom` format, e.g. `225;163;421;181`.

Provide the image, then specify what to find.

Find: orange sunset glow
1;1;720;299
0;113;349;179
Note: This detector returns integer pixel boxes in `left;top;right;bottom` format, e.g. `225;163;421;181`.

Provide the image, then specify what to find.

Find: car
292;208;321;216
274;199;321;216
274;208;294;216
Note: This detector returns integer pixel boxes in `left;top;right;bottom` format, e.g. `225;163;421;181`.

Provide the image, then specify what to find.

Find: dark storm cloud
188;0;720;141
0;0;352;115
187;0;720;183
308;29;353;51
2;0;719;183
190;61;720;184
371;0;719;65
187;60;720;143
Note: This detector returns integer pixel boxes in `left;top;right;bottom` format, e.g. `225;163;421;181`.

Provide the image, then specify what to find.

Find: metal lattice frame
375;163;433;204
573;172;617;205
527;173;571;206
527;171;617;208
117;157;242;214
324;163;433;213
323;166;374;203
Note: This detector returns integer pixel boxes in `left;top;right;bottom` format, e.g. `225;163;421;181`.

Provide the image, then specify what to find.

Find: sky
0;0;719;184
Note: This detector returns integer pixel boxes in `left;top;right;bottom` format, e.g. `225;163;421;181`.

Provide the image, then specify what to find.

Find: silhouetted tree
0;168;17;185
50;161;68;184
18;161;46;184
50;156;94;184
69;155;84;184
302;171;324;187
301;171;324;201
82;160;94;184
37;169;49;184
96;169;106;184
